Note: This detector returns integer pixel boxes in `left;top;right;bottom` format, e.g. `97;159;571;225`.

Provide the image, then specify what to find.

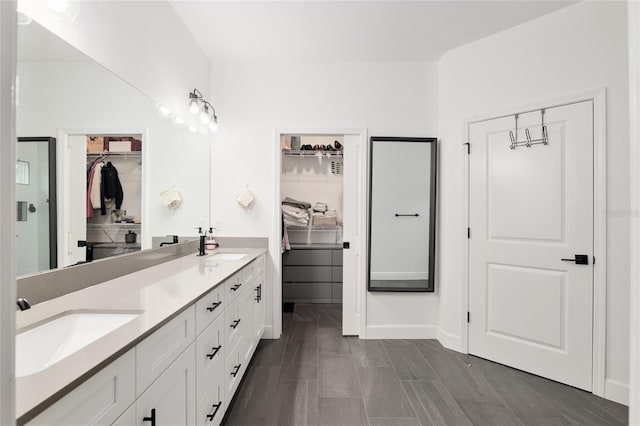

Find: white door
468;101;594;390
342;133;361;335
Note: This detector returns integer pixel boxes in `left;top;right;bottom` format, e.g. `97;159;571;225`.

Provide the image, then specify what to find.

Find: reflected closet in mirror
368;137;437;292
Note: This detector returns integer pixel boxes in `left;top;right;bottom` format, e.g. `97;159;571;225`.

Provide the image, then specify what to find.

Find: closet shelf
283;150;343;158
87;151;142;156
87;223;140;229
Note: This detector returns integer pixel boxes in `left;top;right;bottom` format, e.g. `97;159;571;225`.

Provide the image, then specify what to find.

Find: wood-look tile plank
525;379;626;426
319;304;342;328
287;321;319;347
368;418;421;426
252;337;287;367
455;400;525;426
320;327;351;354
319;353;361;398
383;341;437;380
279;343;319;382
357;366;416;418
402;380;472;426
293;303;320;322
349;338;391;367
318;397;369;426
223;365;281;425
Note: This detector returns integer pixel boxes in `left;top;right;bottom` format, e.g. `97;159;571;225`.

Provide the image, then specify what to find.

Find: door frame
461;88;607;397
58;128;148;266
273;128;368;339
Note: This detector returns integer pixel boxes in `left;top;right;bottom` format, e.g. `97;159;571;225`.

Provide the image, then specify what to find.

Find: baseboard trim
365;325;438;339
605;379;629;406
437;328;462;352
262;324;276;340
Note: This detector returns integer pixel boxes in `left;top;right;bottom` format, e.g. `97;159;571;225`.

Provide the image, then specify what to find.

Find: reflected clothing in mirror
368;137;437;292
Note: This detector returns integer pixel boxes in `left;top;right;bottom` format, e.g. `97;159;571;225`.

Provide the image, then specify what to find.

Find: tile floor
223;304;628;426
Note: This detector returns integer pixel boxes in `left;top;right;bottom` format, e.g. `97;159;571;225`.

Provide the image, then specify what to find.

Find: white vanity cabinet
25;253;267;426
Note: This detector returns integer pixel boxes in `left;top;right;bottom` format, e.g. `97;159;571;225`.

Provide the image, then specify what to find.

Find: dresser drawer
195;314;225;397
224;271;245;305
195;283;225;336
283;266;332;282
136;306;195;397
224;295;244;352
283;249;332;265
196;364;225;426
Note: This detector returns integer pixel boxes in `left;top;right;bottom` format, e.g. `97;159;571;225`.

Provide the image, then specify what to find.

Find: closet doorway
277;130;366;337
59;129;145;267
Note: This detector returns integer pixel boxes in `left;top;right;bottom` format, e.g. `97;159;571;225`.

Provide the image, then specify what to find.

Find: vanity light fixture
188;88;219;132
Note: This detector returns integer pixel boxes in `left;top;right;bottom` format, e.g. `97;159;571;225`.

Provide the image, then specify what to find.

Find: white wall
210;60;439;338
437;1;629;403
18;0;211;117
17;61;211;250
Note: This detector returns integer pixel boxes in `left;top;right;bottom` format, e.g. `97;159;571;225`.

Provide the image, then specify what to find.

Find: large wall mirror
16;19;212;276
368;137;437;292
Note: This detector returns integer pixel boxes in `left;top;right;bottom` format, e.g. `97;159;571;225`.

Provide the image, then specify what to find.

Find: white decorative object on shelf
160;186;183;210
236;186;255;209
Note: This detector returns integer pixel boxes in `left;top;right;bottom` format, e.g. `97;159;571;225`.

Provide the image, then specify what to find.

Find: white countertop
15;247;267;424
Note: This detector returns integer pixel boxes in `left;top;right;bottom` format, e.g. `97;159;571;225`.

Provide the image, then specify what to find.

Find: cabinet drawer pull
231;283;242;291
206;402;222;422
230;319;241;329
231;364;242;377
254;284;262;302
143;408;156;426
206;301;222;312
206;345;222;360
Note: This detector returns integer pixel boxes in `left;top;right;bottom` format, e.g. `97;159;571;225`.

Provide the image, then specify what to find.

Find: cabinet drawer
136;306;195;397
283;249;332;265
283;282;332;303
224;338;245;399
332;266;343;282
196;314;225;397
195;283;225;336
27;350;135;426
224;295;244;352
332;283;343;302
196;364;225;426
224;272;245;305
283;266;332;282
243;254;265;284
332;249;343;266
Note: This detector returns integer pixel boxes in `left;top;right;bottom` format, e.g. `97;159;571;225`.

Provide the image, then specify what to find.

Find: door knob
561;254;589;265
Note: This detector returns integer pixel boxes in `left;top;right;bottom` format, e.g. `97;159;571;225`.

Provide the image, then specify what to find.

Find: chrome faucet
17;298;31;311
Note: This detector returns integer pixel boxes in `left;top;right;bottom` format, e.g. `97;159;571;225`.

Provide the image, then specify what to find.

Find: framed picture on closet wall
368;136;437;292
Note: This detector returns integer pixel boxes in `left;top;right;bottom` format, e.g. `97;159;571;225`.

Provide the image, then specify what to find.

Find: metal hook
525;128;532;147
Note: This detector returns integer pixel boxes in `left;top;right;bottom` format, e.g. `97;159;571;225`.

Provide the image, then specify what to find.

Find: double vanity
16;247;267;425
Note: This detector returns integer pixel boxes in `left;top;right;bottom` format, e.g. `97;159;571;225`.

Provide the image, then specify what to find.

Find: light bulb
200;112;211;124
189;99;200;114
188;125;197;133
209;120;218;132
174;117;185;126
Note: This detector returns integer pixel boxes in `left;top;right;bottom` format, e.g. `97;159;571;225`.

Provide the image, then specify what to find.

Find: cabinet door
27;350;135;426
196;365;225;426
251;273;265;346
195;313;225;398
241;283;255;363
135;344;196;426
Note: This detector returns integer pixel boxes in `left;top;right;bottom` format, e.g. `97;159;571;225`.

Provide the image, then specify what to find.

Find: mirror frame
367;136;437;292
17;136;57;270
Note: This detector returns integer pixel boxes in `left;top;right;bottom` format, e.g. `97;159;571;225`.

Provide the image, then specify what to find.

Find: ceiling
171;1;577;62
18;19;89;63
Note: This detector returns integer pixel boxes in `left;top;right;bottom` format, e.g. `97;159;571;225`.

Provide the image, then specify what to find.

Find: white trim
370;272;428;280
0;2;17;425
628;1;640;423
437;328;462;351
366;325;437;340
604;379;630;406
273;128;368;340
461;88;608;398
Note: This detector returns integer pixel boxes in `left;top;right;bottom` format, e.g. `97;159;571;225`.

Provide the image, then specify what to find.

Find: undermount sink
16;312;140;377
209;253;247;260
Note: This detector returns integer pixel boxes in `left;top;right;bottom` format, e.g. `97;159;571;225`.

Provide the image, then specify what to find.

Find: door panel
468;101;594;391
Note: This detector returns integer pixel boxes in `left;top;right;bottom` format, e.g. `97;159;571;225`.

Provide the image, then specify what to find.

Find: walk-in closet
281;135;344;311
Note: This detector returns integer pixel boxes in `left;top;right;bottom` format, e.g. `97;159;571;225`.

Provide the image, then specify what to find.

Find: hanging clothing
89;162;104;211
101;162;123;215
86;161;100;218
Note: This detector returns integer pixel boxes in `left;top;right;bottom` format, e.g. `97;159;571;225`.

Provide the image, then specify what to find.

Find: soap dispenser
205;227;219;253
